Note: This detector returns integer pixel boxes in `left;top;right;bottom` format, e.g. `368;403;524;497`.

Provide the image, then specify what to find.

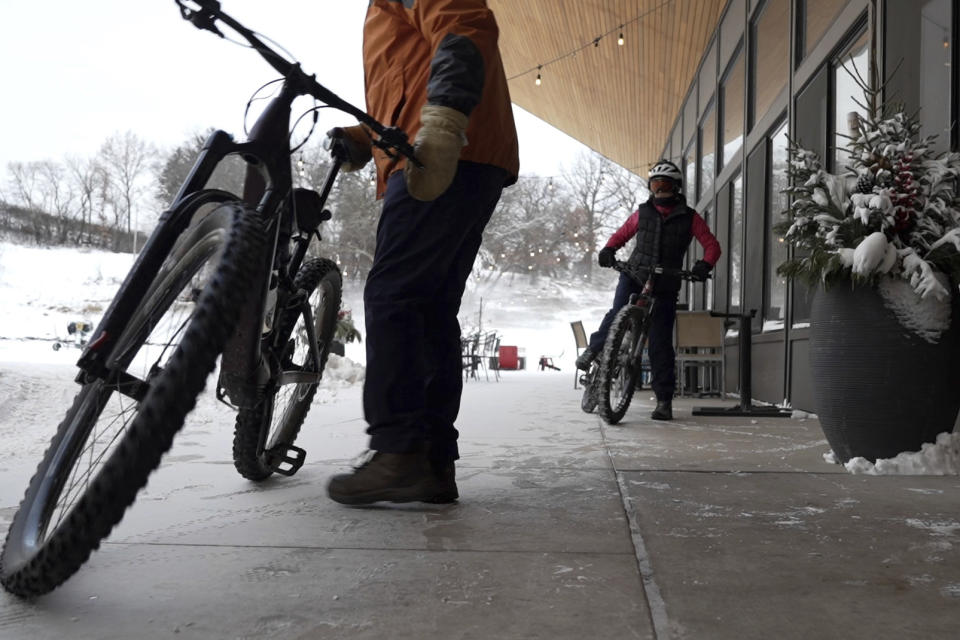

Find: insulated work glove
404;104;468;201
324;125;372;172
691;259;712;282
598;247;616;268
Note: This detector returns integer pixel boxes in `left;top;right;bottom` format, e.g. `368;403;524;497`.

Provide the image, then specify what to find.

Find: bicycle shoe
575;349;597;371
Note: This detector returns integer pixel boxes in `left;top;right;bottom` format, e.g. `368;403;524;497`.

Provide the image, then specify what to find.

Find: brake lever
373;126;424;169
176;0;225;37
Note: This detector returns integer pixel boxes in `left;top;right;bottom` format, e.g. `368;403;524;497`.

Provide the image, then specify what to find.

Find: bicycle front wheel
232;258;342;481
0;200;263;598
598;305;647;425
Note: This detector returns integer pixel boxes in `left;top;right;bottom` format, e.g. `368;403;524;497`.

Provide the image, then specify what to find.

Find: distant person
324;0;519;505
575;160;720;421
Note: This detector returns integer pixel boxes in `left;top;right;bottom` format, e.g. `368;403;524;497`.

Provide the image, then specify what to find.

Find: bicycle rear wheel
598;305;647;425
232;258;342;480
0;200;263;598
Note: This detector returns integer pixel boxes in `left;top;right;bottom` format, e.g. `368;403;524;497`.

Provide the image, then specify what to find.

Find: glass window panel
765;120;789;325
833;30;869;173
729;174;743;311
699;43;717;115
672;124;683;164
721;48;745;167
720;0;746;65
751;0;789;129
684;143;698;202
886;0;952;155
700;105;716;199
803;0;846;58
683;93;698;150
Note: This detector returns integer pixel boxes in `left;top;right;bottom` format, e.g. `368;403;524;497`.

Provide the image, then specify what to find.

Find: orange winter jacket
363;0;520;197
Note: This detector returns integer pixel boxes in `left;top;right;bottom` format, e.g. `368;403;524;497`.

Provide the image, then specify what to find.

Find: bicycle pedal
264;444;307;476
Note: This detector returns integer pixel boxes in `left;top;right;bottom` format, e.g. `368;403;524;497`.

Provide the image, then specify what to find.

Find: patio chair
674;310;726;397
570;320;588;389
462;332;482;381
481;331;500;382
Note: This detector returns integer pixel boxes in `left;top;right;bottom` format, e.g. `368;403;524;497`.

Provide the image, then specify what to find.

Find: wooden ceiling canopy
489;0;727;176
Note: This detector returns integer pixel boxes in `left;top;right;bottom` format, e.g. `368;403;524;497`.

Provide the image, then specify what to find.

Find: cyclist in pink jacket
576;160;721;420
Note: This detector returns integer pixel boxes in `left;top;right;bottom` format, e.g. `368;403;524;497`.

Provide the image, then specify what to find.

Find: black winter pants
363;162;508;462
587;272;678;402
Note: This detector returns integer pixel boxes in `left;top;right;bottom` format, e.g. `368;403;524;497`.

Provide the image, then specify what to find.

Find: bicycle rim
0;201;263;597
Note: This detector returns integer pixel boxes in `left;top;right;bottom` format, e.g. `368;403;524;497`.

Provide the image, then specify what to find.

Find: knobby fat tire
0;201;263;598
232;258;342;481
598;305;646;425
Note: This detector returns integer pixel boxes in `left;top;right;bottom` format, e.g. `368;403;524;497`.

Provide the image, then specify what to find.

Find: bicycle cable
241;78;285;136
290;104;331;154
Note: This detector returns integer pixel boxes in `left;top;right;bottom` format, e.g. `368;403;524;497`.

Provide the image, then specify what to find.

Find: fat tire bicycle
0;0;419;598
593;261;704;425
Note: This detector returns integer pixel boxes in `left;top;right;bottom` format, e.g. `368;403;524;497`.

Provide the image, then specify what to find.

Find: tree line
1;129;648;281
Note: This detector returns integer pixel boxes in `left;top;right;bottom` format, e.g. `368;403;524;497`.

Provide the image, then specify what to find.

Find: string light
508;0;670;83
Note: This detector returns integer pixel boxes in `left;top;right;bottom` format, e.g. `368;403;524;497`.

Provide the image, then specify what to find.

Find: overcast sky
0;0;590;178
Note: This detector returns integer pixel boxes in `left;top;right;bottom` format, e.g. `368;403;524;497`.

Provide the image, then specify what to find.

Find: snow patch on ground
841;431;960;475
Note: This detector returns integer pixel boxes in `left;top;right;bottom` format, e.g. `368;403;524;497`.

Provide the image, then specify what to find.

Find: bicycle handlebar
610;260;708;284
175;0;422;167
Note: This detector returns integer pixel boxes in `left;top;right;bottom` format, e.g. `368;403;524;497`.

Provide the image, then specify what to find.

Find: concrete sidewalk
1;372;958;639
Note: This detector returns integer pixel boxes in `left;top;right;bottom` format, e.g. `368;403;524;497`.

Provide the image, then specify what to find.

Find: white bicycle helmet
648;160;683;189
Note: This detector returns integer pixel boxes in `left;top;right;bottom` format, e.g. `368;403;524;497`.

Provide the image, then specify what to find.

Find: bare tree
6;161;42;211
480;175;581;282
35;160;76;243
327;164;380;280
561;152;626;277
66;154;106;246
98;131;156;251
6;161;51;243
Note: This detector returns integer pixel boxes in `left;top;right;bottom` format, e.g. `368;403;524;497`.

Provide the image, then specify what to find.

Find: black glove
598;247;616;268
691;259;712;282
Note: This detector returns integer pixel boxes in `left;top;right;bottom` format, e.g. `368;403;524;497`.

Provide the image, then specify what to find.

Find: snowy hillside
0;241;619;372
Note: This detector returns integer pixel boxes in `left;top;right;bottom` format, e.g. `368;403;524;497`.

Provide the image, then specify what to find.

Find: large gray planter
810;279;960;463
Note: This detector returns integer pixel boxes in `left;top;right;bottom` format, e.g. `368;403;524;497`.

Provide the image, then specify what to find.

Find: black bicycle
0;0;419;598
594;261;704;425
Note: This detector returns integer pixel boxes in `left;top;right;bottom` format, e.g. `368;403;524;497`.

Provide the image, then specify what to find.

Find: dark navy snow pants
363;162;508;462
587;272;679;402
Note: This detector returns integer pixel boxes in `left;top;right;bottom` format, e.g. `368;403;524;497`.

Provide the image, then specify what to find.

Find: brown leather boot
651;399;673;420
422;461;458;504
326;450;440;505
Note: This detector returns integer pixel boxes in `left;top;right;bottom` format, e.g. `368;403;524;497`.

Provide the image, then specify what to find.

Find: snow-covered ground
0;239;957;474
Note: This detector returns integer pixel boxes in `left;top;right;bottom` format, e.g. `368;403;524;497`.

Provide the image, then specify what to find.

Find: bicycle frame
76;0;419;408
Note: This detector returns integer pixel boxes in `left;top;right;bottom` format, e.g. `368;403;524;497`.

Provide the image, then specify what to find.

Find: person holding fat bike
576;160;721;421
324;0;519;505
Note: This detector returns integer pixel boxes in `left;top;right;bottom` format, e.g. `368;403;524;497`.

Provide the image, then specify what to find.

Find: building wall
662;0;956;410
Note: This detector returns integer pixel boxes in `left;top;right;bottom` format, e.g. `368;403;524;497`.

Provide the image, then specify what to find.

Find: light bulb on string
535;65;542;86
618;28;624;46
